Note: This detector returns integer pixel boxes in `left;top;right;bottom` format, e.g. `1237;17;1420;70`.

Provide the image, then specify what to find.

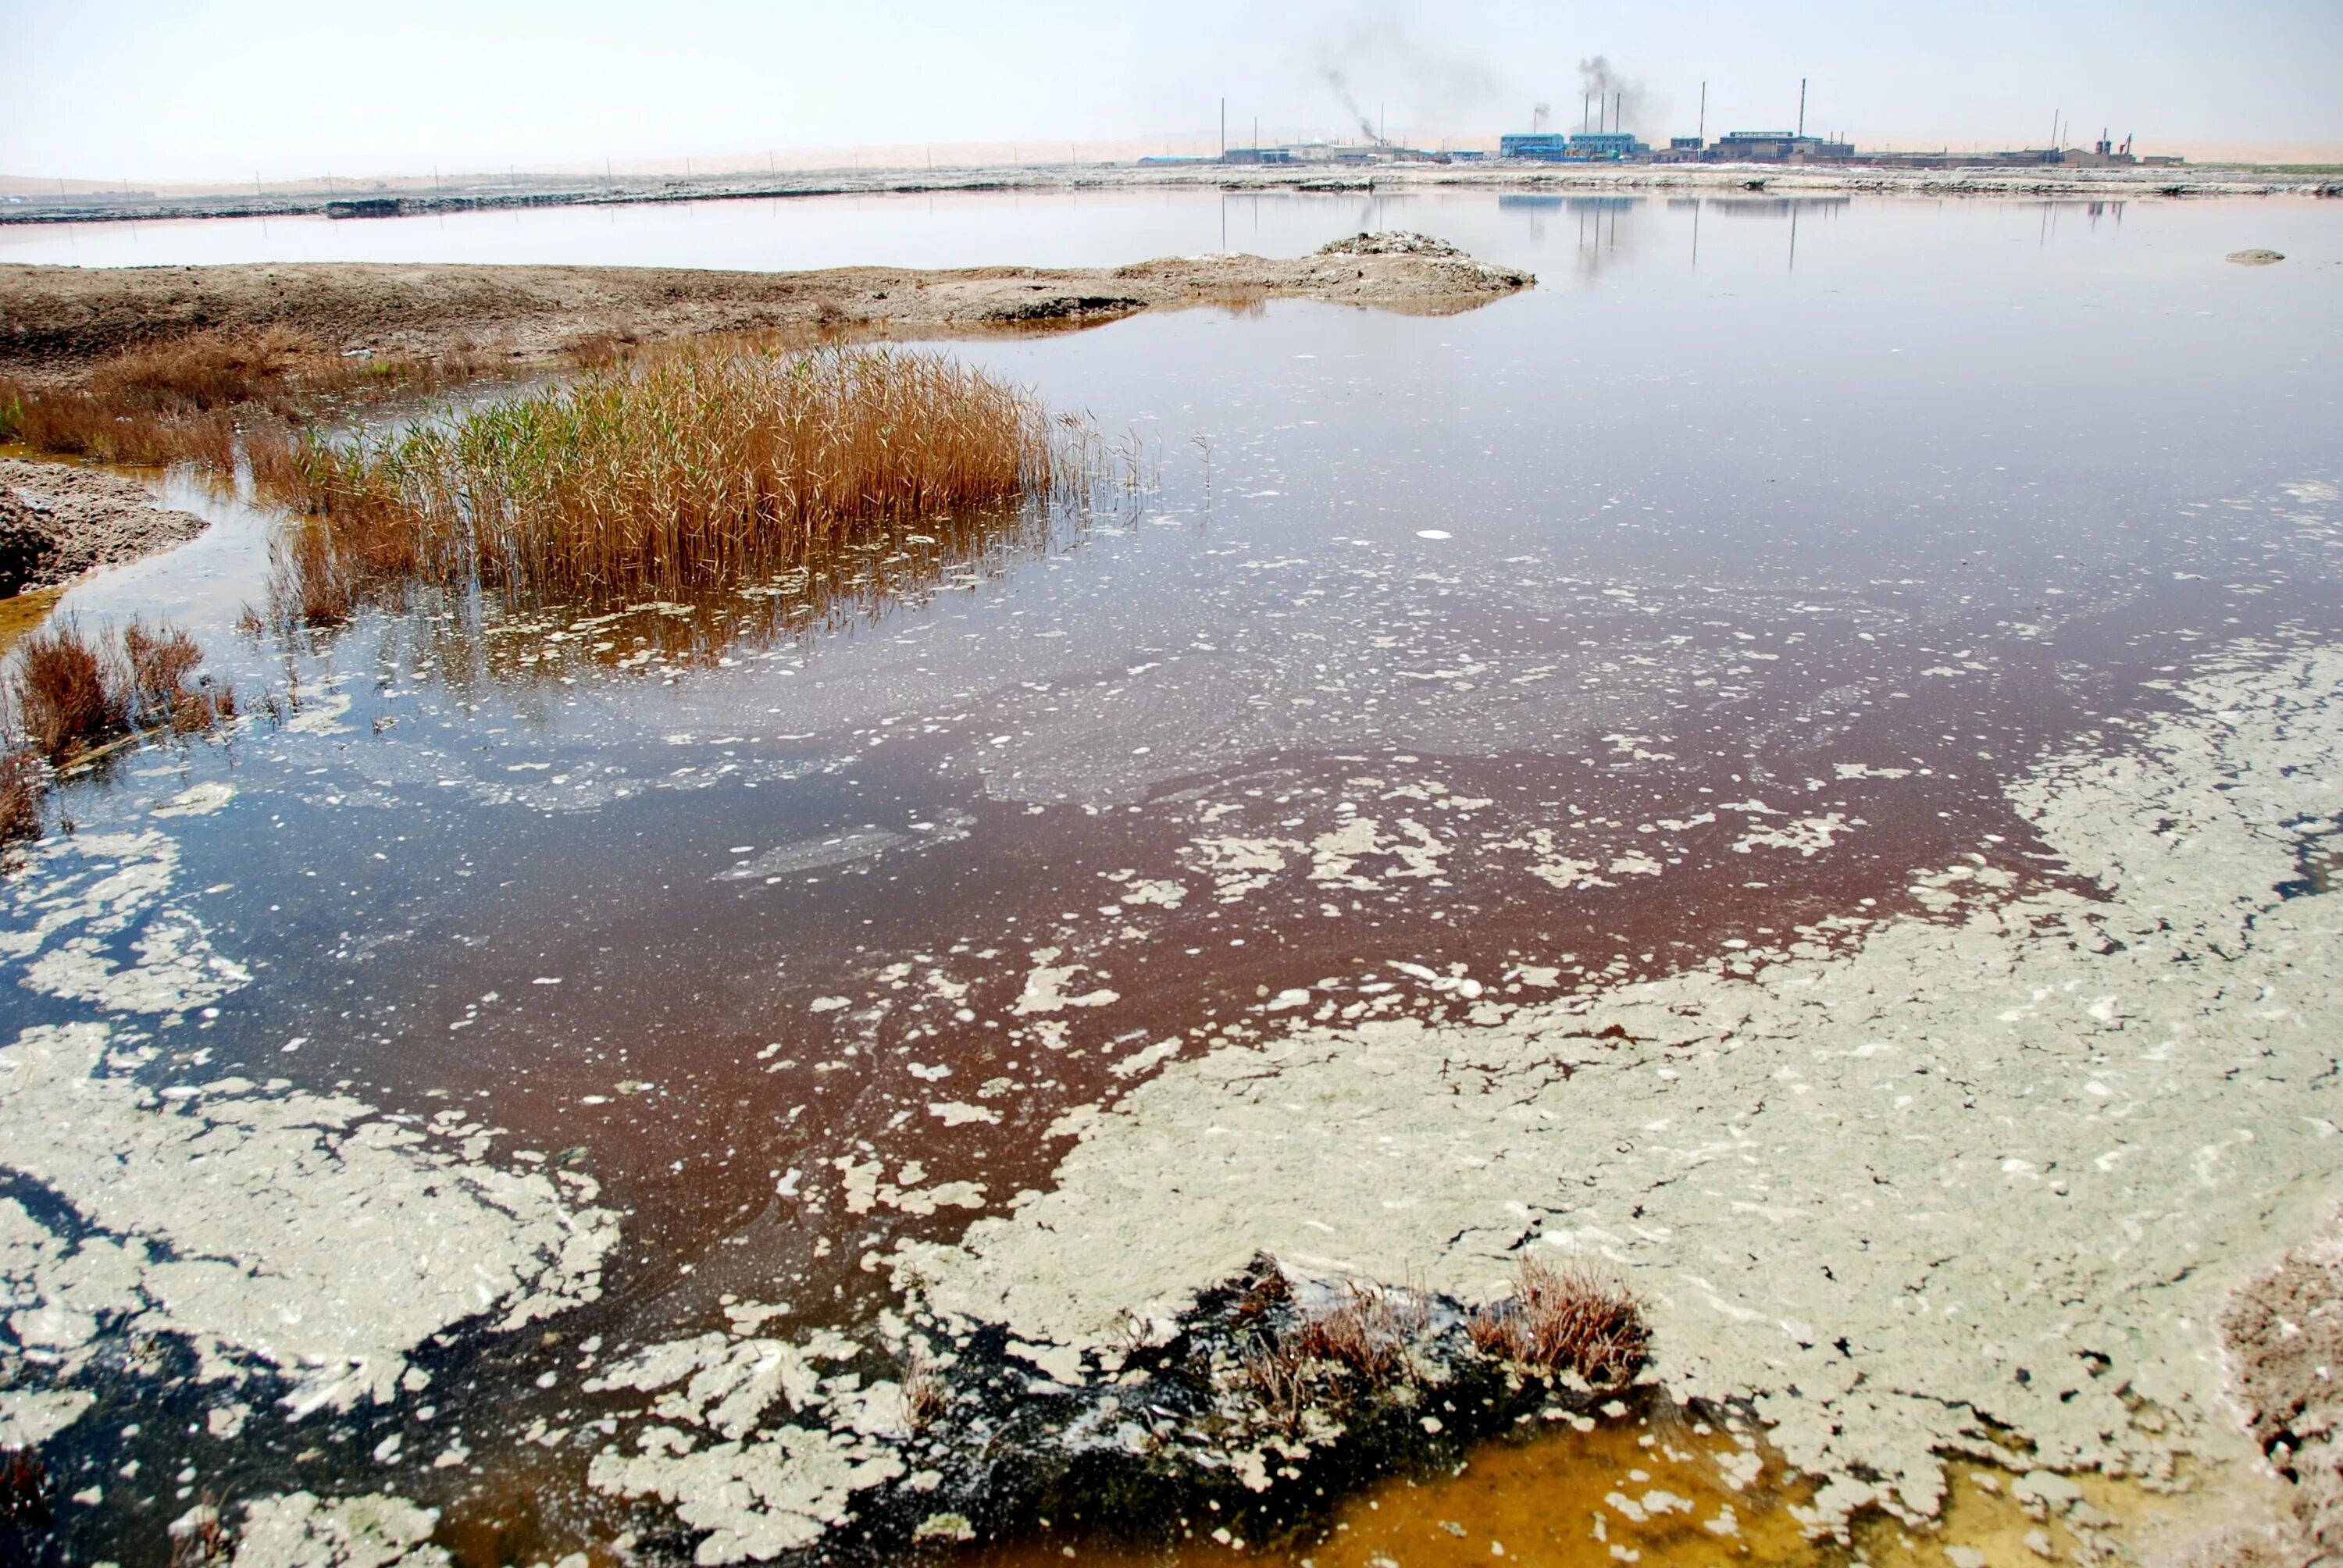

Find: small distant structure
1219;147;1296;166
1706;130;1855;163
1498;130;1649;162
325;198;404;219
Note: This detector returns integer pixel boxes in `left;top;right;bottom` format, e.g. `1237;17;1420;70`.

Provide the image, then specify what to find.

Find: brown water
4;189;2339;1565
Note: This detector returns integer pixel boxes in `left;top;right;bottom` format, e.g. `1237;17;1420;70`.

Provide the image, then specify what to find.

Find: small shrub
10;618;127;760
1236;1333;1313;1434
7;617;237;768
1467;1256;1649;1389
1294;1281;1418;1383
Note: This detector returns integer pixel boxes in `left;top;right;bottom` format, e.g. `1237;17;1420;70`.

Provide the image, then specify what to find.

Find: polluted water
1;188;2339;1566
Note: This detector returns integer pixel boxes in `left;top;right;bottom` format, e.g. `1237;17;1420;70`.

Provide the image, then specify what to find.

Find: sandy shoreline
0;234;1530;369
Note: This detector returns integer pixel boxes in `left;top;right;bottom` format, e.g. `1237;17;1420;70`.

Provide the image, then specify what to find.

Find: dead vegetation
0;615;236;862
254;340;1090;622
9;617;127;758
1218;1254;1650;1437
166;1496;232;1566
0;327;490;474
900;1343;950;1431
1466;1256;1649;1388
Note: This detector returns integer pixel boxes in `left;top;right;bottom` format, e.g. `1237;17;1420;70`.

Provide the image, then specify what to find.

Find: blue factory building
1499;130;1650;162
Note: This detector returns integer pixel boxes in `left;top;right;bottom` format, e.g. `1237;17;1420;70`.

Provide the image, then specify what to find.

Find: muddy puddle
3;192;2340;1566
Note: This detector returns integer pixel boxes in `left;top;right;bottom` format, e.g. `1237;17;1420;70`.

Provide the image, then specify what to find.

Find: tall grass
256;342;1082;612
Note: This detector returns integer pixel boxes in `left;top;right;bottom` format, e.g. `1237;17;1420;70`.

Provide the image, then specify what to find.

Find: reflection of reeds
1466;1256;1648;1388
123;618;239;733
0;747;39;854
255;343;1085;616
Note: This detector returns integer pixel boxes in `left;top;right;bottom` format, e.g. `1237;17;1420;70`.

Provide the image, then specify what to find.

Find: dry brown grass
1294;1280;1432;1383
1467;1256;1649;1388
0;329;490;472
5;615;235;766
256;342;1086;618
9;617;127;759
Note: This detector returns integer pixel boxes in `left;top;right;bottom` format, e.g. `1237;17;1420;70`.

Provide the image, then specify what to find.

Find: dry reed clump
1466;1257;1649;1388
5;615;236;765
255;343;1081;615
9;618;127;759
1293;1281;1431;1383
1236;1333;1314;1434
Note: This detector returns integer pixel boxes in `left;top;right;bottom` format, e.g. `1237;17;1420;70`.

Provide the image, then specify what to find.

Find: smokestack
1584;92;1590;132
1797;78;1807;137
1699;80;1706;141
1220;98;1225;155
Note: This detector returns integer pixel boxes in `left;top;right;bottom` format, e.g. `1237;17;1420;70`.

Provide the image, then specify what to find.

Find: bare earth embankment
0;460;205;595
0;233;1529;369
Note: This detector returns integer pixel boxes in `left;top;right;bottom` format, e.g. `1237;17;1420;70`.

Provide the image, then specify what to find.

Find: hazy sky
5;0;2339;180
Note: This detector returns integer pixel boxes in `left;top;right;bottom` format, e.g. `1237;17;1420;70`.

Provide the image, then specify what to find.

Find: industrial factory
1204;80;2179;170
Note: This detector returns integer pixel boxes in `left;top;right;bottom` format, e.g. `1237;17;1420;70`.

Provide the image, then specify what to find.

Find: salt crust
0;829;619;1430
229;1491;448;1568
582;1326;905;1564
902;646;2343;1528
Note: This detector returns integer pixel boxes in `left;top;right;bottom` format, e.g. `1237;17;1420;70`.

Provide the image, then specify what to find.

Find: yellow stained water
0;586;64;656
966;1411;2262;1568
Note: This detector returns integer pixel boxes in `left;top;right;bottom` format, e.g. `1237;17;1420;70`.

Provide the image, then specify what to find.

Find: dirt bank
0;458;207;594
0;232;1531;369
